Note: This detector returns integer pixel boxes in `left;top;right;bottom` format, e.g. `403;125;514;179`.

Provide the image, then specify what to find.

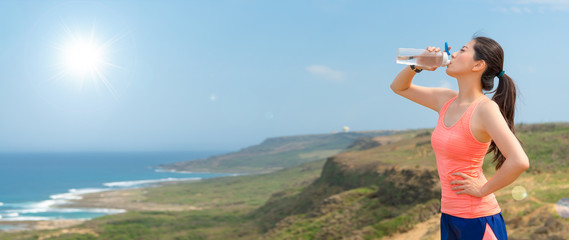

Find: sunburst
50;21;127;99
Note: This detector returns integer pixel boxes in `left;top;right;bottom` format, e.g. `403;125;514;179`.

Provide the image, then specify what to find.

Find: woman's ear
472;60;486;72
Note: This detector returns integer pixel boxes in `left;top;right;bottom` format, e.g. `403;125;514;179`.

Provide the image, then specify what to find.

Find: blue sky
1;0;568;152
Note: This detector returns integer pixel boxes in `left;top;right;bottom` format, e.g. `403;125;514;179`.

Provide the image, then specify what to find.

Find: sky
0;0;568;152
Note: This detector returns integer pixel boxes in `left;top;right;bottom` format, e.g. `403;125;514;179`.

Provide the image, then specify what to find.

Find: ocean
0;151;234;227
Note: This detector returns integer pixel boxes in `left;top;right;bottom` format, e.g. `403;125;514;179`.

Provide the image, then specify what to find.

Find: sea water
0;151;234;226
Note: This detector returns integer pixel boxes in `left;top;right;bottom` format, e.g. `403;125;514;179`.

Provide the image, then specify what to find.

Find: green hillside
2;123;568;240
255;122;569;239
162;130;396;173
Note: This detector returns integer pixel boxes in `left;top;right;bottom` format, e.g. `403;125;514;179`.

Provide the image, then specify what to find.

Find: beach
0;219;87;232
59;182;201;212
0;181;201;232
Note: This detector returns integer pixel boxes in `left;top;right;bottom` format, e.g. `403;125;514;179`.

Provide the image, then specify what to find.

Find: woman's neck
455;75;485;103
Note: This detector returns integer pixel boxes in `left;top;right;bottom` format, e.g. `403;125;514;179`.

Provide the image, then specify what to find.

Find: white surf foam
0;216;52;221
103;177;201;188
154;168;195;173
2;213;19;217
1;176;205;222
50;188;109;201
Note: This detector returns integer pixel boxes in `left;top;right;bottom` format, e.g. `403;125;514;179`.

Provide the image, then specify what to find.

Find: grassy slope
257;122;569;239
163;130;395;173
2;123;569;240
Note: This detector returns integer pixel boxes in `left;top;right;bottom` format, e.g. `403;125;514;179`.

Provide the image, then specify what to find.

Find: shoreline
58;182;202;212
0;180;203;232
0;219;87;232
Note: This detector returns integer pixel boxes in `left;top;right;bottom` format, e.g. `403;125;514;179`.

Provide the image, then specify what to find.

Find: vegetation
2;123;568;240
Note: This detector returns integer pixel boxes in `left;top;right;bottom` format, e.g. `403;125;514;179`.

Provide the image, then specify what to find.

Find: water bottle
396;42;451;68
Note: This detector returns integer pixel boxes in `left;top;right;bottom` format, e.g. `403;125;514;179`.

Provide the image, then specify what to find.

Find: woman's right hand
416;46;450;71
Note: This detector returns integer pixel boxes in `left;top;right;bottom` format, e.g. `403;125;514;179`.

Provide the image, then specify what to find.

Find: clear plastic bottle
396;43;451;68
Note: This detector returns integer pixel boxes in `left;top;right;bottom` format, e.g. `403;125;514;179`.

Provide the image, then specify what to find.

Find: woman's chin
445;68;456;77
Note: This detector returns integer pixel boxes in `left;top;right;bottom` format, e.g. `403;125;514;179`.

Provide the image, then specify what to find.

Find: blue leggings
440;212;508;240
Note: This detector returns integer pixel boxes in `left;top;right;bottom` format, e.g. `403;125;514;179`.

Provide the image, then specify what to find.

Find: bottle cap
441;52;451;67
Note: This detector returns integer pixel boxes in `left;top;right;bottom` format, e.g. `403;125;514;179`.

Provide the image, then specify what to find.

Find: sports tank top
431;95;501;218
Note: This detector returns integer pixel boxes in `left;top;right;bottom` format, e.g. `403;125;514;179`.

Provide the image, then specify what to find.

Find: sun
63;39;104;76
23;1;136;104
50;23;127;98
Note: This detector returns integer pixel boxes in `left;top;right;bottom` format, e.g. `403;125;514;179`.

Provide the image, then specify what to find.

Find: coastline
0;180;202;232
0;219;87;232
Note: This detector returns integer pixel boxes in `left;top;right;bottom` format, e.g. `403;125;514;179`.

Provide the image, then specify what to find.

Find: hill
162;130;396;174
2;122;568;240
254;122;569;239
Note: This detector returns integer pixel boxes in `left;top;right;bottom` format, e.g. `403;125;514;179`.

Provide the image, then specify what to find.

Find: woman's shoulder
477;97;499;112
475;97;504;122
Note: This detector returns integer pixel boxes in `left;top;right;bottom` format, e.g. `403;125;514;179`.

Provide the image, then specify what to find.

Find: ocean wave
0;216;51;221
154;168;194;174
2;177;199;222
103;177;201;188
32;200;63;211
50;188;109;201
1;213;20;217
6;200;63;214
1;207;125;221
46;207;126;214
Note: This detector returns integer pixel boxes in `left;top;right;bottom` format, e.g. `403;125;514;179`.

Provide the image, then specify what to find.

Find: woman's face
445;40;479;77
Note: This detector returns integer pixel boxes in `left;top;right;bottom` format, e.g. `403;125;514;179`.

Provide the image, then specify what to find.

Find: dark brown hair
472;36;518;170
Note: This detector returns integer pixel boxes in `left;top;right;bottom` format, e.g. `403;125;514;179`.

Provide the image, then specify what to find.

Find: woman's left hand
450;172;488;197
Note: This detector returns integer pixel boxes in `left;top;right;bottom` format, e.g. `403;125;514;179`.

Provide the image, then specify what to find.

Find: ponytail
488;73;517;170
473;36;519;170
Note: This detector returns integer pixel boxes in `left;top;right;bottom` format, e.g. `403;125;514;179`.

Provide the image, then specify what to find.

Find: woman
390;36;530;240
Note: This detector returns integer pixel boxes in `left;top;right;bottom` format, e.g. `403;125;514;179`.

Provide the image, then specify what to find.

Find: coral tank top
431;95;501;218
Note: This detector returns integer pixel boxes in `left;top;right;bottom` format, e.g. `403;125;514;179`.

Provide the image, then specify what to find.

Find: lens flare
48;21;128;99
511;185;528;200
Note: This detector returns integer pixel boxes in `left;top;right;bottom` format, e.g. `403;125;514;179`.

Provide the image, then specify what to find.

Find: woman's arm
451;100;529;197
390;47;456;113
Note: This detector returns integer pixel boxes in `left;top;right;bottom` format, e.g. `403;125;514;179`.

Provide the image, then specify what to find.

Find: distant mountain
161;130;397;174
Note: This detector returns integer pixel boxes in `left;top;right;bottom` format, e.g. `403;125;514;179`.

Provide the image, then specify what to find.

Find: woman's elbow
518;154;530;171
390;84;405;95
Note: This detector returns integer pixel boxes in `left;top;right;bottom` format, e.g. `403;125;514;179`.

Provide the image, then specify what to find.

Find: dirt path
0;219;86;233
383;213;441;240
38;227;98;240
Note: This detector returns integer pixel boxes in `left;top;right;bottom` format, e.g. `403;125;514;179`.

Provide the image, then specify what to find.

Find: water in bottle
396;43;451;68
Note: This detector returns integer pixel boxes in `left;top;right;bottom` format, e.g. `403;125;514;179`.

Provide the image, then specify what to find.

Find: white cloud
306;65;345;82
513;0;569;4
494;0;569;13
